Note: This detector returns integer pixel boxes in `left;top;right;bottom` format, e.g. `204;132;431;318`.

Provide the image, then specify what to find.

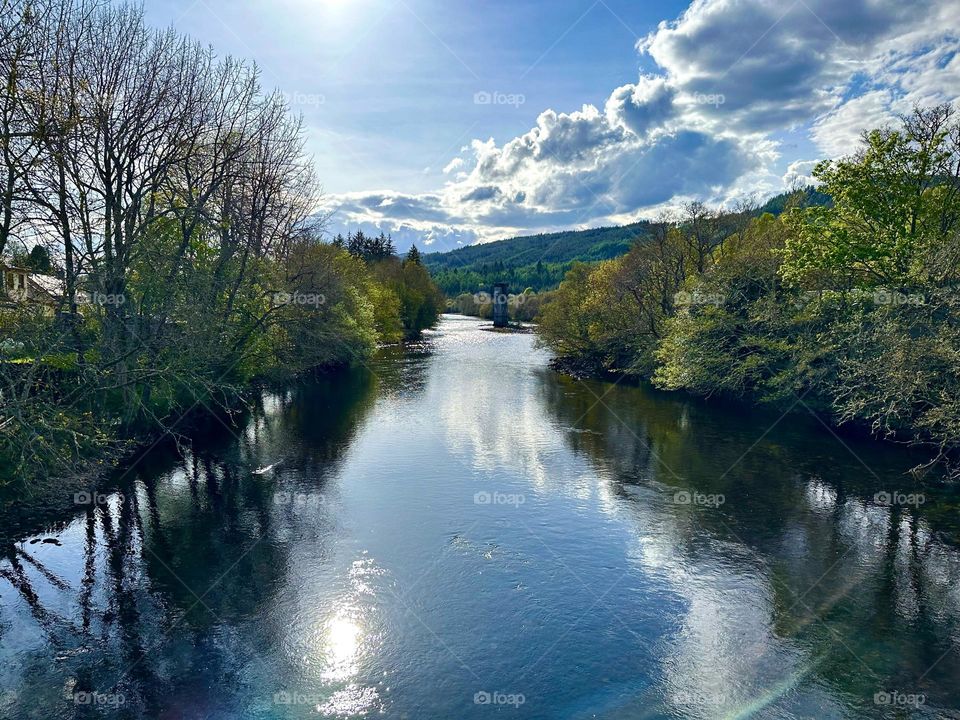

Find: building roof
28;273;65;298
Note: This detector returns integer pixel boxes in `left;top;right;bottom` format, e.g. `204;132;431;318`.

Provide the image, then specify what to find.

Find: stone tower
492;282;509;328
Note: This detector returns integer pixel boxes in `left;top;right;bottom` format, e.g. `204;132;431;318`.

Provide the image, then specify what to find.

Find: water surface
2;315;959;719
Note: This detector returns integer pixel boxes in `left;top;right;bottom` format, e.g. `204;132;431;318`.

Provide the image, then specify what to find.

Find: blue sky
145;0;960;251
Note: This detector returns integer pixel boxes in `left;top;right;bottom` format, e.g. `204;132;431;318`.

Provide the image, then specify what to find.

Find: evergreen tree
347;230;366;258
374;231;395;260
405;244;421;265
26;246;52;273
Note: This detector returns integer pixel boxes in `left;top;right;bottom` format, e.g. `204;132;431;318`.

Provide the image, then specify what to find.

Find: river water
2;315;959;719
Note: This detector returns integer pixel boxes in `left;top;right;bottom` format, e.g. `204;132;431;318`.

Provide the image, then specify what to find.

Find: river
2;314;959;719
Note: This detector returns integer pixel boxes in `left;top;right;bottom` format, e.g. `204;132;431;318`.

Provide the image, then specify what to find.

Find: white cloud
638;0;952;131
783;160;822;189
811;90;897;157
442;157;464;174
604;76;677;138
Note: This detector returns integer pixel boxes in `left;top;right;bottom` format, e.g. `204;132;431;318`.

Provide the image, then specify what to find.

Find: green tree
781;104;960;289
653;213;802;401
371;256;444;339
537;262;610;370
25;245;52;273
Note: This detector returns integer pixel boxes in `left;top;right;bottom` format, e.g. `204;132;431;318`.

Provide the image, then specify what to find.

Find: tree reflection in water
0;367;379;719
538;370;960;717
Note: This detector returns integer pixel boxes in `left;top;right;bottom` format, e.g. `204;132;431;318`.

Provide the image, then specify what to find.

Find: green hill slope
424;188;830;296
424;222;652;294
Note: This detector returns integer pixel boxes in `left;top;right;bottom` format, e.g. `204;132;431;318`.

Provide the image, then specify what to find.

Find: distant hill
759;186;832;215
424;187;830;296
424;222;652;294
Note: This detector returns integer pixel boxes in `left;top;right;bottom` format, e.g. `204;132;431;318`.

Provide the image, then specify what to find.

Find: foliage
539;105;960;466
346;230;397;263
537;263;613;369
781;105;960;288
450;287;555;323
757;186;832;216
653;213;803;401
0;0;444;487
371;257;445;339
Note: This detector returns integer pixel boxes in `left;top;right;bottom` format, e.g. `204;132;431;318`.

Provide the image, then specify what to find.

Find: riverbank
0;251;445;491
537;108;960;474
546;353;956;480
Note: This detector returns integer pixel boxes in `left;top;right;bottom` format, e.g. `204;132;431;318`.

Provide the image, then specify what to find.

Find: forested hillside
424;189;830;296
424;222;651;294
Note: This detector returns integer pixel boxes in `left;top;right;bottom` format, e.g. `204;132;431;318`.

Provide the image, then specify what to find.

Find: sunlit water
2;315;960;719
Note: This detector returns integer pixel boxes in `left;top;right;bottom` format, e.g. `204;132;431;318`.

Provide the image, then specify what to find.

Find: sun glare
323;616;363;681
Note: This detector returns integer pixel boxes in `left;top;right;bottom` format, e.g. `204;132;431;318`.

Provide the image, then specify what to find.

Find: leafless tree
0;0;325;471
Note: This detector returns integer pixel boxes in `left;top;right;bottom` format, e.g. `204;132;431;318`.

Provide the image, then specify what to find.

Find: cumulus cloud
811;90;897;157
605;76;677;138
783;160;821;188
638;0;954;131
325;0;960;250
442;157;464;174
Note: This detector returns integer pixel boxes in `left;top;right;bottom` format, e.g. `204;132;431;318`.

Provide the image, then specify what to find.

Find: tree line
431;260;572;295
0;0;442;487
538;104;960;471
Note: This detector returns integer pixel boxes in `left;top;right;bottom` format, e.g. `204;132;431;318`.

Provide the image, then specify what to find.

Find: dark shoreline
547;356;955;481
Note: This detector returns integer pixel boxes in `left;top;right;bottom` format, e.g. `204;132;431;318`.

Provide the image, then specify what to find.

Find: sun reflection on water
308;556;388;716
322;615;362;681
